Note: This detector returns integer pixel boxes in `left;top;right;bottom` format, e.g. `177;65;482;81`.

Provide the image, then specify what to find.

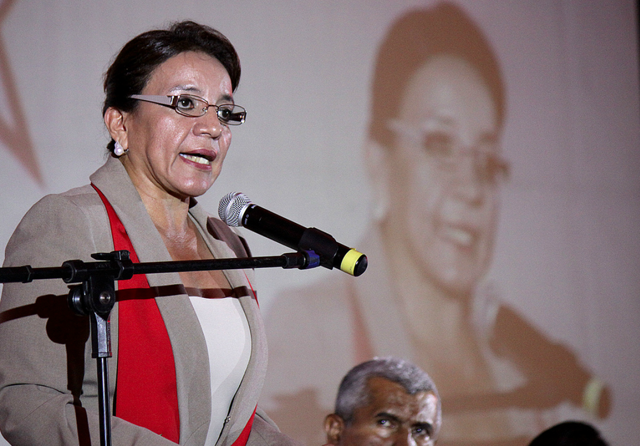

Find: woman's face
385;55;502;296
121;51;234;200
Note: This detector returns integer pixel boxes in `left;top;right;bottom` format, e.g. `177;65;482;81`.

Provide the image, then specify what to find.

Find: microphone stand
0;249;320;446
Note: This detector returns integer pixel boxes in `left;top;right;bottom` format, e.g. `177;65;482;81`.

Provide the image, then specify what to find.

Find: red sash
92;184;256;445
93;184;180;442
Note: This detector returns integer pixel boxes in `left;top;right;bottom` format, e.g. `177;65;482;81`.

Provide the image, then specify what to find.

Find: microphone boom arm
0;249;320;446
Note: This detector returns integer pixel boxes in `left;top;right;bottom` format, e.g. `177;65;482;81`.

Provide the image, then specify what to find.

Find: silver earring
114;141;127;157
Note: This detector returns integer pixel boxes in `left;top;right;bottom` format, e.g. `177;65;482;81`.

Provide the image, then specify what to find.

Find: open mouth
441;225;476;248
180;152;214;166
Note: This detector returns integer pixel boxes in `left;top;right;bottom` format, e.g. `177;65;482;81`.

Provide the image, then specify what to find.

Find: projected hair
369;2;505;148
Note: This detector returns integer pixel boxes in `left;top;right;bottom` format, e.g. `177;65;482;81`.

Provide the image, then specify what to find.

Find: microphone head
218;192;252;227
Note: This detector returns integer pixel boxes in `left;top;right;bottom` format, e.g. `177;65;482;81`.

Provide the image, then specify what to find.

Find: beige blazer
0;157;298;446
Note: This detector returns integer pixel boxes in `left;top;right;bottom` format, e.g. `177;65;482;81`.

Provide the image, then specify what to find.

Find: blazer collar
90;157;263;444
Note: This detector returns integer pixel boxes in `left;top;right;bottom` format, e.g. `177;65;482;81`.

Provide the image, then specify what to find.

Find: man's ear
104;107;129;150
324;413;345;445
363;137;391;222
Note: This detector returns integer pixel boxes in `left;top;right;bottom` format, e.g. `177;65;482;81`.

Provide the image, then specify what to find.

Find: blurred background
0;1;638;445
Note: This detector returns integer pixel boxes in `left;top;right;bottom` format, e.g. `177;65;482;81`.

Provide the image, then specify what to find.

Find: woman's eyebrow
218;93;234;104
171;84;200;93
170;85;234;104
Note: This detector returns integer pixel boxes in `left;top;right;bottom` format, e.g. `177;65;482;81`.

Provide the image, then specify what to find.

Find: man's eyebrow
412;421;434;436
374;412;401;422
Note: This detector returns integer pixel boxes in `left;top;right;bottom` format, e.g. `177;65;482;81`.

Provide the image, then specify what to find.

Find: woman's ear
363;137;391;223
323;413;345;445
104;107;129;150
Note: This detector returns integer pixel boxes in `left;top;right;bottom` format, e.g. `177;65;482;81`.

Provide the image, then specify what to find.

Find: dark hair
369;2;505;148
529;421;608;446
102;20;241;152
334;357;441;434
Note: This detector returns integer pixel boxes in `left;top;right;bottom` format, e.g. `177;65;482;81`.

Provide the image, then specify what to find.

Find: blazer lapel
91;157;265;445
90;157;210;444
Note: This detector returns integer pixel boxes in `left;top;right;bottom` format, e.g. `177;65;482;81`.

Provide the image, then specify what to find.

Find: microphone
218;192;367;276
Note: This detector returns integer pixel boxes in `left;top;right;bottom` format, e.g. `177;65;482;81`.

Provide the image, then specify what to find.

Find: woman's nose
450;153;486;205
194;108;225;139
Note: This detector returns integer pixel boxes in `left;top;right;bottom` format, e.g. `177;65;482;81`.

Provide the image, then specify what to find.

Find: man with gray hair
324;357;441;446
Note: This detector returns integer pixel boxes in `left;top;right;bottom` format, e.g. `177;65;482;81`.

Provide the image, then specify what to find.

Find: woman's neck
121;162;192;237
142;192;192;239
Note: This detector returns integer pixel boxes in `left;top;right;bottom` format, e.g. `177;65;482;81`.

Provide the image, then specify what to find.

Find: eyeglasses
388;119;510;185
129;94;246;125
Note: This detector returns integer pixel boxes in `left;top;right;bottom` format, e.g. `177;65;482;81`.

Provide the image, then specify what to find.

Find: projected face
385;55;503;296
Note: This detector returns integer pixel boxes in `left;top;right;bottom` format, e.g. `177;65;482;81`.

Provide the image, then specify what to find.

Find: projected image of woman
264;4;608;446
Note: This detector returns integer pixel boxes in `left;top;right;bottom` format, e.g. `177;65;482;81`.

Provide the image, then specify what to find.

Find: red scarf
92;184;256;445
93;184;180;442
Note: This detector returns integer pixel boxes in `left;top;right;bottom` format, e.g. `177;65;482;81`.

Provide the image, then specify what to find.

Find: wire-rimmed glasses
129;94;246;125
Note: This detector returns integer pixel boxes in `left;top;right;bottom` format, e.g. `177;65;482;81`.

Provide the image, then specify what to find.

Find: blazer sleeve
0;191;179;446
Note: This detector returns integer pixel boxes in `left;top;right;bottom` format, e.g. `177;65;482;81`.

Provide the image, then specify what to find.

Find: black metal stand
0;249;319;446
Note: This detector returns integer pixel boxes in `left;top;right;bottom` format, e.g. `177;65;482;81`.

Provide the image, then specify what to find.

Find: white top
189;294;252;445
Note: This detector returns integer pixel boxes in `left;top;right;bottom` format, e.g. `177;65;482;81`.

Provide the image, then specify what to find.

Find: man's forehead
364;376;439;422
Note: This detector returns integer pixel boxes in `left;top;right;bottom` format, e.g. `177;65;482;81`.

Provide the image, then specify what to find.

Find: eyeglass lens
389;120;508;185
421;131;508;184
174;95;245;124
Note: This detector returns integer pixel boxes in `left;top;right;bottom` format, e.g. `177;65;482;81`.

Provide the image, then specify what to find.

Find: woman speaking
0;21;297;446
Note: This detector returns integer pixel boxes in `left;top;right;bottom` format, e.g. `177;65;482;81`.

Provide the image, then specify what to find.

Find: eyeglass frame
387;119;510;185
129;94;246;125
